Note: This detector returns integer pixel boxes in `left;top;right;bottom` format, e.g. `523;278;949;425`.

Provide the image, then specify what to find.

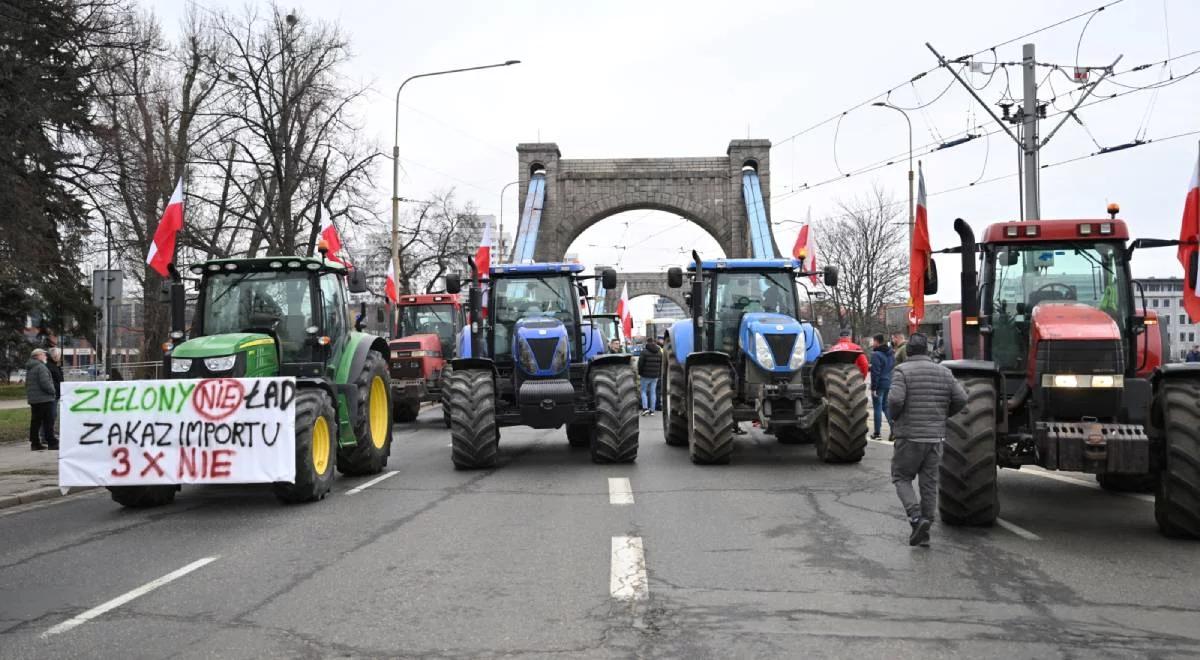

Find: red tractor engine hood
1030;303;1121;342
389;334;443;353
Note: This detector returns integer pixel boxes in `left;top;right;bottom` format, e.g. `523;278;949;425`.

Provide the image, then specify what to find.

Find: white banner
58;378;297;487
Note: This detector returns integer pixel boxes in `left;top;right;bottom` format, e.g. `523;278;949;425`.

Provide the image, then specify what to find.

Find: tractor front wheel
339;350;393;476
687;363;734;465
1154;378;1200;539
274;389;337;503
446;369;498;469
590;364;639;463
566;423;592;448
661;339;687;447
108;485;176;508
816;364;868;463
939;376;999;526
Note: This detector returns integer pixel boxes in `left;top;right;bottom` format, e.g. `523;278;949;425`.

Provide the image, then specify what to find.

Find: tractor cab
585;313;624;353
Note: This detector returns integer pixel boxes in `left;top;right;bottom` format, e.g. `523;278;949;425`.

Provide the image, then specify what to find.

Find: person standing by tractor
886;333;967;547
24;348;57;452
870;334;895;440
891;331;908;365
46;347;63;447
638;337;662;416
832;329;869;377
1187;345;1200;363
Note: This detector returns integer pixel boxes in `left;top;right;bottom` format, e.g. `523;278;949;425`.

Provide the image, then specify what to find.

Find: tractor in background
663;252;865;465
443;263;637;468
108;253;394;507
933;209;1200;538
388;293;462;423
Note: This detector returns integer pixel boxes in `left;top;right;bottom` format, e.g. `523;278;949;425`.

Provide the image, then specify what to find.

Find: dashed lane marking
1014;466;1156;503
43;556;219;637
345;470;399;495
996;517;1042;541
608;478;634;505
610;536;648;601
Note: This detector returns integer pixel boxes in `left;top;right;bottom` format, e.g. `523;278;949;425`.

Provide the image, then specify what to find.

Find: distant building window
1165;315;1171;325
1181;315;1188;324
1153;299;1160;307
1181;332;1188;342
1191;332;1196;343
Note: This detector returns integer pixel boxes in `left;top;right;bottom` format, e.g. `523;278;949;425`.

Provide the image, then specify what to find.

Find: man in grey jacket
887;333;967;546
25;348;58;451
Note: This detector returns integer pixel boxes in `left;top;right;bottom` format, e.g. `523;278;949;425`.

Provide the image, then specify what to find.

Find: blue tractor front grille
763;333;795;366
526;337;560;370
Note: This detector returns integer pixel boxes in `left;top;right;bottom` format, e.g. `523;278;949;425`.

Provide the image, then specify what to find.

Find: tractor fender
1148;363;1200;430
811;348;864;397
295;377;340;442
668;319;695;364
585;353;633;394
333;333;391;439
685;351;734;378
941;359;1007;433
449;356;498;377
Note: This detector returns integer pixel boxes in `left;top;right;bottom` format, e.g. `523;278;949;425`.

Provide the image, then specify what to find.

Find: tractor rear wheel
275;389;336;503
566;422;592;448
816;364;867;463
590;364;639;463
939;376;999;526
1097;473;1157;493
392;397;420;423
774;425;812;445
661;338;687;446
338;350;393;476
446;368;498;469
440;364;454;428
108;485;176;508
687;363;734;465
1154;378;1200;539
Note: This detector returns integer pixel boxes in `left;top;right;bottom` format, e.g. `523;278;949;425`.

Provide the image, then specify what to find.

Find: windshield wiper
209;272;253;308
1069;243;1113;274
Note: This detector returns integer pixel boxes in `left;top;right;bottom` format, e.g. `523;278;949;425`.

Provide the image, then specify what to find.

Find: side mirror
445;273;462;294
667;267;683;289
578;283;589;296
1000;248;1020;267
822;266;839;288
347;268;369;294
601;268;617;290
924;259;939;296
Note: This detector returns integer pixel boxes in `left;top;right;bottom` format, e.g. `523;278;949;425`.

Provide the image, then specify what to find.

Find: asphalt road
1;408;1198;659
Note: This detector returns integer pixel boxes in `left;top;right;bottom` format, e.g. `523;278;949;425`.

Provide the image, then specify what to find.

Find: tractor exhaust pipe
167;263;186;340
467;256;482;358
690;250;707;352
954;218;980;360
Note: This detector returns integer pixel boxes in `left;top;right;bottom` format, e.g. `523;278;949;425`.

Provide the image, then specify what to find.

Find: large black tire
1097;473;1157;493
816;363;868;463
446;368;498;469
275;389;337;503
338;350;393;476
392;397;420;423
440;364;453;428
566;422;592;448
1154;378;1200;539
939;376;999;526
590;364;640;463
687;364;734;465
108;485;176;508
661;338;687;446
774;425;812;445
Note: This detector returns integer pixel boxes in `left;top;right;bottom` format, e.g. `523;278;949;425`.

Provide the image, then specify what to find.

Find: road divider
610;536;648;600
43;556;219;637
608;477;634;505
345;470;399;495
996;517;1042;541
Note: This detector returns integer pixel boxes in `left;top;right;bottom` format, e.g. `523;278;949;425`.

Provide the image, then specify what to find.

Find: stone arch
562;194;731;262
603;272;688;315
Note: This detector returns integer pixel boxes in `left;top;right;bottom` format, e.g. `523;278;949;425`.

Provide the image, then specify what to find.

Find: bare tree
818;185;907;338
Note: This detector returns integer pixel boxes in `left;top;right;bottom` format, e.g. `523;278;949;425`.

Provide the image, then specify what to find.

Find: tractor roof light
1078;223;1093;236
224;263;238;270
1025;225;1039;237
191;265;204;275
1099;222;1114;235
287;260;302;268
1005;226;1019;238
269;261;283;269
207;263;221;271
306;262;320;270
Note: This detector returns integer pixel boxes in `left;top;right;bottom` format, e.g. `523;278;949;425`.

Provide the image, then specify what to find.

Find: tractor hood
513;318;569;377
173;333;274;359
1030;303;1121;342
389;334;443;355
739;313;812;373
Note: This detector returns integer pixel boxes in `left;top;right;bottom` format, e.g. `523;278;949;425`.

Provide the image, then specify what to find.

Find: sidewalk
0;399;27;411
0;441;79;509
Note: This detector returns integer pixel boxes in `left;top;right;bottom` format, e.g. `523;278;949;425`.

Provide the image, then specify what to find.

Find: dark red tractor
932;208;1199;538
388;293;462;423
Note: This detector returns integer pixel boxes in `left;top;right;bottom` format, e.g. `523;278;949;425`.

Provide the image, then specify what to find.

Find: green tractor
107;255;394;507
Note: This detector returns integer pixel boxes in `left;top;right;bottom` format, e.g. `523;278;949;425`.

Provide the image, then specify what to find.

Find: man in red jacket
832;328;869;377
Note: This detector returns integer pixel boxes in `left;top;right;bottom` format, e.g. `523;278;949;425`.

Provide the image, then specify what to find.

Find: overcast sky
154;0;1200;329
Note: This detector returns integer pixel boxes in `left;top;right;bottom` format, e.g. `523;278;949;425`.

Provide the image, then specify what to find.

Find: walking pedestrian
870;334;895;440
24;348;57;451
46;347;63;447
1187;345;1200;363
887;333;967;547
637;337;662;416
891;331;908;365
832;329;869;378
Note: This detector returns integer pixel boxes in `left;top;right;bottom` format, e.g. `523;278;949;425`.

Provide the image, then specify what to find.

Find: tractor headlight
788;333;807;370
549;337;569;372
1092;375;1116;387
171;358;192;373
754;333;776;369
204;355;237;372
517;340;538;374
1053;375;1079;388
1040;374;1124;388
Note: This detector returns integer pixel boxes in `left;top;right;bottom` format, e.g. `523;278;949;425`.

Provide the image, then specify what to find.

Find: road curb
0;485;93;511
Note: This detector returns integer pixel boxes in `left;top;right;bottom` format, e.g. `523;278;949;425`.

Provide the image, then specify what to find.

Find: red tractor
388;293;463;423
933;210;1199;538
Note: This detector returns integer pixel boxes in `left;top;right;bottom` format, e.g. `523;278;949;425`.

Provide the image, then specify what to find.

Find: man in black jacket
46;348;64;448
637;338;663;416
887;333;967;547
25;349;57;451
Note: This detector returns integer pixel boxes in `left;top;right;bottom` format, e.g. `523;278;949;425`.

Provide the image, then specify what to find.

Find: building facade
1135;277;1195;361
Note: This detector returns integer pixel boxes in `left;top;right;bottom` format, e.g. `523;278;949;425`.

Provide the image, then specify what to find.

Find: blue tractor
443;263;638;468
662;252;868;464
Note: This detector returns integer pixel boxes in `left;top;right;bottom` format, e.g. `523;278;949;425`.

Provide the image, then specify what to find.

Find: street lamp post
871;101;914;324
391;60;520;291
498;180;520;265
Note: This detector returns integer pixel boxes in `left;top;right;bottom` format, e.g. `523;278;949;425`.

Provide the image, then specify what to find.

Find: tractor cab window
989;242;1130;371
202;270;313;362
705;271;797;353
398;304;457;355
491;275;577;360
588;316;621;345
319;274;346;344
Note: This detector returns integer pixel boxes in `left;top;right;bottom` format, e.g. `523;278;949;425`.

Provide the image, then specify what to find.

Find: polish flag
909;163;932;334
791;207;819;284
146;178;184;277
384;258;399;304
320;217;348;265
1179;150;1200;321
617;283;632;339
475;215;493;278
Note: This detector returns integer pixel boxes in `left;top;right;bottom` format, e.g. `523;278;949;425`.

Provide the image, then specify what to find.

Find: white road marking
868;438;892;446
43;556;219;637
996;518;1042;541
610;536;648;601
608;478;634;505
1014;467;1156;503
345;470;399;495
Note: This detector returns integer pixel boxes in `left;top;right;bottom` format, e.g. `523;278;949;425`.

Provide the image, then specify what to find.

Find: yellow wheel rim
369;376;388;449
312;415;330;474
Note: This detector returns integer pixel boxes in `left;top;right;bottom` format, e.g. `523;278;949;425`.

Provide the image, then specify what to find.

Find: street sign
92;269;123;307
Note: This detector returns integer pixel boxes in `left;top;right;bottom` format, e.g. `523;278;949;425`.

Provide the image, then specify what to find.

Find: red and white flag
319;217;348;265
1179;149;1200;321
384;258;399;304
617;283;632;339
909;163;932;334
146;178;184;277
475;215;493;278
791;207;819;285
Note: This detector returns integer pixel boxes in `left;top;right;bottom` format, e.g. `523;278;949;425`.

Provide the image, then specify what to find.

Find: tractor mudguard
332;333;390;447
941;359;1007;433
685;351;734;372
450;356;498;376
586;353;632;391
668;319;695;364
1151;363;1200;382
811;349;863;397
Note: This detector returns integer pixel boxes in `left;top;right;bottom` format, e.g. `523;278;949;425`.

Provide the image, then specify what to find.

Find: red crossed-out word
192;378;246;422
